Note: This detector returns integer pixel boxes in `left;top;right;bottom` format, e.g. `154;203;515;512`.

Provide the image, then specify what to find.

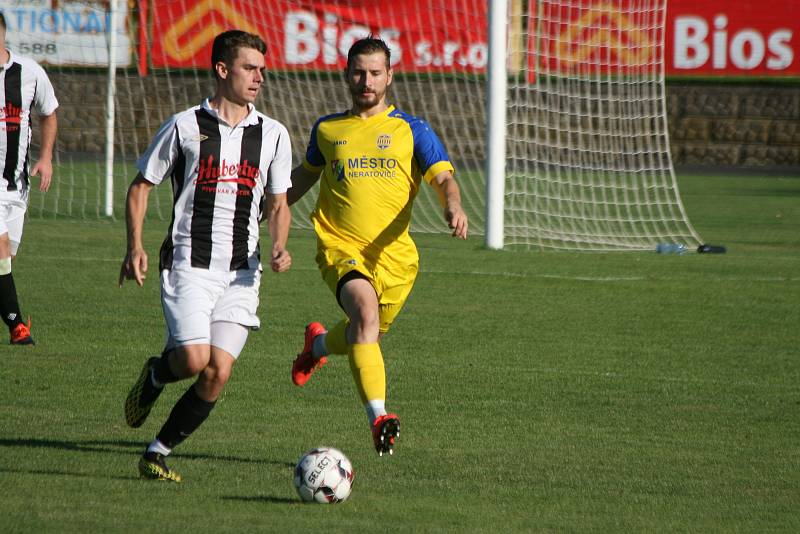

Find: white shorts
0;196;28;256
160;267;261;353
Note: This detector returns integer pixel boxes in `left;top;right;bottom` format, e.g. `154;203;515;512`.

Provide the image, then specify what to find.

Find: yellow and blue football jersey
302;105;454;269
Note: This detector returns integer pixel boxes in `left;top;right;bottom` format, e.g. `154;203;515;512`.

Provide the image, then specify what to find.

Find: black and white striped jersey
137;99;292;272
0;51;58;197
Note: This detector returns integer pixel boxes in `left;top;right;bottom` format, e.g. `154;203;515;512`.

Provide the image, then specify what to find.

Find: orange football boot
372;413;400;456
291;322;328;386
10;319;34;345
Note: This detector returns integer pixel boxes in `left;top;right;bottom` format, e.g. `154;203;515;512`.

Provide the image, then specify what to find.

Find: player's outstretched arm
431;171;468;239
119;174;154;287
266;191;292;273
30;112;57;192
287;165;322;206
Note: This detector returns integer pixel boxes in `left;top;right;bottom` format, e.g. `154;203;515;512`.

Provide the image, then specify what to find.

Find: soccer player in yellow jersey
287;37;468;456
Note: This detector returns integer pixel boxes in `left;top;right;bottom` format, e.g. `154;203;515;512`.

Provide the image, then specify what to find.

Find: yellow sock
325;320;349;355
348;343;385;404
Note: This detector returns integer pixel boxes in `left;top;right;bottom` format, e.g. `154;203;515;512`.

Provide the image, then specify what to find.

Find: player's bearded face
347;52;392;110
222;47;266;105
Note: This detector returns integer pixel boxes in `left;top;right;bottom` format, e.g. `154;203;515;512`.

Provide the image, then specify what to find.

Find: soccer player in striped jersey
119;30;292;482
288;37;468;456
0;13;58;345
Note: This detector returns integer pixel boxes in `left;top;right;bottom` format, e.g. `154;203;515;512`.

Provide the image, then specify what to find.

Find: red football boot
10;319;34;345
371;413;400;456
291;322;328;386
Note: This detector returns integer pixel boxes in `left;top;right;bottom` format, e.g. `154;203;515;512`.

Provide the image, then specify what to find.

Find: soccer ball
293;447;354;503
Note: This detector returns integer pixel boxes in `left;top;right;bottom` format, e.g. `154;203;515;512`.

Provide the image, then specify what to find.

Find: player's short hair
346;36;391;71
0;13;6;30
211;30;266;78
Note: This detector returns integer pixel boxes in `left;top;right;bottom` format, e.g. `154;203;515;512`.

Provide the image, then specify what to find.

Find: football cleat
124;357;164;428
371;413;400;456
291;322;328;386
138;452;181;482
10;319;34;345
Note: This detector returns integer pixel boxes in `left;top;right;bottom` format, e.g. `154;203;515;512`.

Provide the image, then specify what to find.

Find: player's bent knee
174;344;212;376
200;364;232;389
196;363;233;401
360;307;380;326
348;310;381;343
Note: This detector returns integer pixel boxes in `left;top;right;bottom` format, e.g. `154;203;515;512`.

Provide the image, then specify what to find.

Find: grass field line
28;256;800;283
426;268;799;283
434;270;647;281
534;366;800;392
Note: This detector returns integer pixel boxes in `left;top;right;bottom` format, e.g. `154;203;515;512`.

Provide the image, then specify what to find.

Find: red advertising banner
526;1;665;77
526;0;798;78
666;0;798;76
149;0;488;73
148;0;798;77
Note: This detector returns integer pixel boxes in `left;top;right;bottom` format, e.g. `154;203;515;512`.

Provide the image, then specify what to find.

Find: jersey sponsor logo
333;139;347;146
347;157;398;169
0;103;22;123
342;156;399;179
0;103;22;132
195;154;260;195
331;159;345;181
376;134;391;150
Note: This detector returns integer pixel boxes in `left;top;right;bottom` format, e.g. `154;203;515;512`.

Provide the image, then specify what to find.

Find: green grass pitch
1;173;798;532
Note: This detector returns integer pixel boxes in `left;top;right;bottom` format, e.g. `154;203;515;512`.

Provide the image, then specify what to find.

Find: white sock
312;333;328;359
365;400;387;425
146;439;171;456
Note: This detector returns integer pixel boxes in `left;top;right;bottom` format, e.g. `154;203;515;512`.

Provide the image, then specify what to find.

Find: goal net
14;0;700;250
504;0;701;250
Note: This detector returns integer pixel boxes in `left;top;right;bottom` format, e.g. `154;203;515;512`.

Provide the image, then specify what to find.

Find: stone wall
42;71;800;171
666;83;800;169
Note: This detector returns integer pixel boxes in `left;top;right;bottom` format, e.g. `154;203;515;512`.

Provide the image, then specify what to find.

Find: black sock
153;348;179;385
156;385;216;449
0;272;23;329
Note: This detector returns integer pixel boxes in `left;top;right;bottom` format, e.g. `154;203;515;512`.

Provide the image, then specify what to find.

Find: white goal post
18;0;699;251
485;0;509;250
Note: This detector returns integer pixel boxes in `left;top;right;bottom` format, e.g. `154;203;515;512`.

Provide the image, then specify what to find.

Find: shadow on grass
221;495;299;505
2;438;303;504
0;437;294;467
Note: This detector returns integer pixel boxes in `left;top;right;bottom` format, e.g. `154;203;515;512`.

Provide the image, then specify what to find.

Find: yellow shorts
316;247;418;333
